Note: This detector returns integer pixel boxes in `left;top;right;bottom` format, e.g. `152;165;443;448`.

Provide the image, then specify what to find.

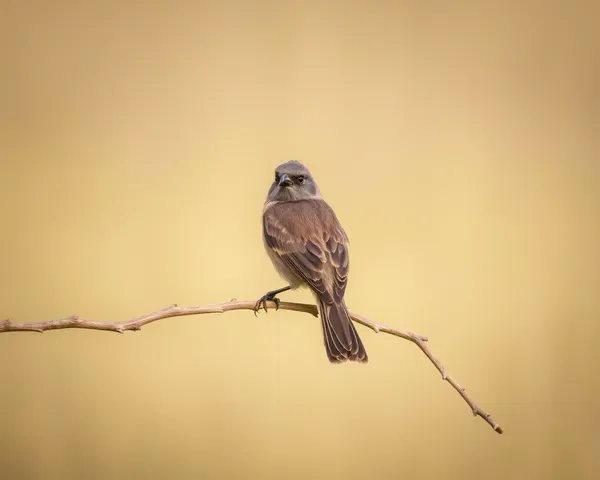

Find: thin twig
0;299;503;434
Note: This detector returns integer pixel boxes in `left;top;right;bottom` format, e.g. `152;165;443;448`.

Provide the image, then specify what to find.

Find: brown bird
255;160;368;363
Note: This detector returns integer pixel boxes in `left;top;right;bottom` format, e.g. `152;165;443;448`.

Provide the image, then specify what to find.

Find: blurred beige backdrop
1;1;598;479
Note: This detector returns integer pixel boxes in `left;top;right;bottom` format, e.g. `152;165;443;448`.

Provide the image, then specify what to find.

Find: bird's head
267;160;322;202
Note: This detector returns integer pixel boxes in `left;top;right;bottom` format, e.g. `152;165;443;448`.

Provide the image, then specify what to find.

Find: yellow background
1;1;598;479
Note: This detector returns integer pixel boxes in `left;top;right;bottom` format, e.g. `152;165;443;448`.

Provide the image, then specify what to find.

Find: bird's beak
278;174;293;187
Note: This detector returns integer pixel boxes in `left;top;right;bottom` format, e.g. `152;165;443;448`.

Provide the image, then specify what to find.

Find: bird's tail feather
318;299;368;363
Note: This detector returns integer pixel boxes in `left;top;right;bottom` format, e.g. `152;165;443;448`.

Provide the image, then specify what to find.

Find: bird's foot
253;292;282;316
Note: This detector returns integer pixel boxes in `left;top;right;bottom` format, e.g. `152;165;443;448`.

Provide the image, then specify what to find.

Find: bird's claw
253;294;281;315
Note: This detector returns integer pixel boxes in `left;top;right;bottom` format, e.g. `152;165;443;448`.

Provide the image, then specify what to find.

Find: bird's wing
263;199;349;301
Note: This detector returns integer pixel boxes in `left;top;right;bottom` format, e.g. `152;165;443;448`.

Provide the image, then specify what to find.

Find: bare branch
0;299;503;434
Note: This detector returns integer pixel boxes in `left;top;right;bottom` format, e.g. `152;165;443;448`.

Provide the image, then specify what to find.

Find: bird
255;160;368;363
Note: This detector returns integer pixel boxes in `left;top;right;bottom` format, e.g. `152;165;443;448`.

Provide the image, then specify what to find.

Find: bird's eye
297;175;305;184
274;174;280;182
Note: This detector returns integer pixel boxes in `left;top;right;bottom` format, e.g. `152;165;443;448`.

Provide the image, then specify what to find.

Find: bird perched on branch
256;160;368;363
